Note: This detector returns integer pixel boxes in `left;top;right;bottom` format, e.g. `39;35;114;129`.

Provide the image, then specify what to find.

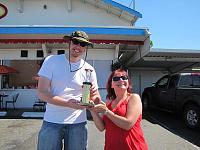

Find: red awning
0;65;18;74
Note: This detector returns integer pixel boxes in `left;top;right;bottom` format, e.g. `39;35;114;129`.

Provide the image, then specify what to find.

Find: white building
0;0;199;109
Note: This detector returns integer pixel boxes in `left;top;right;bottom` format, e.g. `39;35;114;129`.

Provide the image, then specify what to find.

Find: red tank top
103;98;148;150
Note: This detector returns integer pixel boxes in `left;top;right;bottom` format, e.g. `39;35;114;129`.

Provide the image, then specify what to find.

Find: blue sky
114;0;200;50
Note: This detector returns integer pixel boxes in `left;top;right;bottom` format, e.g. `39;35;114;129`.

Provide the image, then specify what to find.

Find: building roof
0;26;147;35
0;26;150;45
85;0;142;24
101;0;142;18
6;0;141;25
127;48;200;73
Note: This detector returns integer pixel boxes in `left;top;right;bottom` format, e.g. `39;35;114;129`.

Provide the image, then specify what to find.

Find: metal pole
133;0;135;9
129;0;135;9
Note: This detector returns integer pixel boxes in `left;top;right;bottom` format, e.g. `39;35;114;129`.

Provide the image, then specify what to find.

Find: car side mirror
152;83;156;87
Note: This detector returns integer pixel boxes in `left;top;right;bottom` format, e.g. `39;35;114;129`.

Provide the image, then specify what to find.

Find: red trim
0;39;144;45
0;3;8;19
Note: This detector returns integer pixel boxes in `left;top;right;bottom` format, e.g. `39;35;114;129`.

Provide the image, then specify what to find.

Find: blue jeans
37;121;88;150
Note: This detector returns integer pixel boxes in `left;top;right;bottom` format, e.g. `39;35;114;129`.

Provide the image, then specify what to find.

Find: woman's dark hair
106;68;132;100
111;60;128;72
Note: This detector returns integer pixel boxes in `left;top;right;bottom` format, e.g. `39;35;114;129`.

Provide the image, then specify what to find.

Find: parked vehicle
142;73;200;129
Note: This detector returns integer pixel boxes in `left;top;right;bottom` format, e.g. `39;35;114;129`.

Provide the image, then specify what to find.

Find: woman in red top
89;68;148;150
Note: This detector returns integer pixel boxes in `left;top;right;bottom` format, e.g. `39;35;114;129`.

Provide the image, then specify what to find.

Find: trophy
81;69;93;106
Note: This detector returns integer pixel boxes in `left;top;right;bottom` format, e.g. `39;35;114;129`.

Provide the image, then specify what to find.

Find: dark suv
142;73;200;129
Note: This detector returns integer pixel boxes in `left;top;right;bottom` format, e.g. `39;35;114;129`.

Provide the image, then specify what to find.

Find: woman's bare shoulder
128;93;141;103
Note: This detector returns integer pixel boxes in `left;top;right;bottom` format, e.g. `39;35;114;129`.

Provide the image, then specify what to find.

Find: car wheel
183;104;200;129
142;95;149;111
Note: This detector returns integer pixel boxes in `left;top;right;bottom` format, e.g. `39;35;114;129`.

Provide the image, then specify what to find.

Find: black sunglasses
71;39;88;47
112;76;128;81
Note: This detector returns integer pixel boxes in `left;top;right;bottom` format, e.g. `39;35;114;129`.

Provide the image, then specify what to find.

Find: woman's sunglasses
112;76;128;81
71;39;88;47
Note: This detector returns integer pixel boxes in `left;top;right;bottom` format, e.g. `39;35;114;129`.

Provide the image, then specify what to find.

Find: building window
57;50;65;55
21;50;28;57
37;50;44;57
2;60;39;89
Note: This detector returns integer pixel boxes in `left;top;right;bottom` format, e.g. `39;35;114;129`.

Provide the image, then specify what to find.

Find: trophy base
80;102;94;107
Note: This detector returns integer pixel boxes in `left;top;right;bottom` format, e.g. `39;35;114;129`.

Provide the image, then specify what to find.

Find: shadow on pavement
142;109;200;147
0;108;44;119
0;109;93;120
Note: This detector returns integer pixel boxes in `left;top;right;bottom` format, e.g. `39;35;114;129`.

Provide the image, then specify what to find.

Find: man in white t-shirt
37;31;100;150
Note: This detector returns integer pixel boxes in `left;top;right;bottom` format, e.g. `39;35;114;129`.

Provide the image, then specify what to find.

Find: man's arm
37;76;86;109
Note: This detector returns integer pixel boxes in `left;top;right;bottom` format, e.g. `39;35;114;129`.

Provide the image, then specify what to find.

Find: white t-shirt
38;54;98;124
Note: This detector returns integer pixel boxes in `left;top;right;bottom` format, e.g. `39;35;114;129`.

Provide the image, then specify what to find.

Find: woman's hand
87;100;95;112
94;103;108;114
87;100;107;114
89;82;101;104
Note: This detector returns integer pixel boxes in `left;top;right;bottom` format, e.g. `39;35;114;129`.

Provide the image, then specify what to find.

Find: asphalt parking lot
0;120;199;150
0;110;199;150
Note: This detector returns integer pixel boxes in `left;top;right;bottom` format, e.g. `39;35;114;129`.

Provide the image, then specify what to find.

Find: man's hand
68;99;87;110
90;82;101;104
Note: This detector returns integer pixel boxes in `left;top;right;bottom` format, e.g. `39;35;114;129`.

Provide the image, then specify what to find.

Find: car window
192;75;200;87
156;76;169;88
179;75;192;87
